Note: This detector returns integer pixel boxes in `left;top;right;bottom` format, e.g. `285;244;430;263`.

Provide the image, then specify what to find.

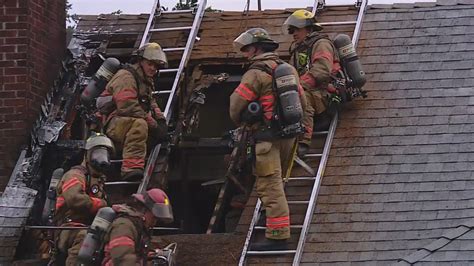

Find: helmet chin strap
139;59;146;72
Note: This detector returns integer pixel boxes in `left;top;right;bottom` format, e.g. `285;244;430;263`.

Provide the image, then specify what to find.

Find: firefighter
53;133;113;265
100;42;168;181
230;28;306;250
101;188;173;265
283;10;341;156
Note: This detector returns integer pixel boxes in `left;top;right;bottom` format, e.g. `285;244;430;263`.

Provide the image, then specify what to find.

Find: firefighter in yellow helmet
230;28;307;251
101;188;173;265
99;42;168;181
283;10;341;156
53;133;113;265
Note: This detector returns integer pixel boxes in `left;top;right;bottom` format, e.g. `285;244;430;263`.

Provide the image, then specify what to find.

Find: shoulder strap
70;165;90;190
248;61;272;75
70;165;88;175
114;212;146;252
289;34;331;56
122;64;141;92
248;59;285;75
122;64;153;112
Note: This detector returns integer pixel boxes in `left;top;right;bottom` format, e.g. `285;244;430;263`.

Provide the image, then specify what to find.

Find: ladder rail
292;0;368;264
139;0;160;48
312;0;325;15
163;0;207;121
352;0;368;47
238;0;368;264
138;0;207;194
138;143;161;194
292;113;338;265
238;198;263;266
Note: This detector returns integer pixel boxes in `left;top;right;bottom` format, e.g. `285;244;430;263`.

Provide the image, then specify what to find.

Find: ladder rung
152;90;172;95
151;227;180;231
247;250;296;255
150;26;192;32
159;68;179;73
325;3;358;7
319;21;357;26
288;177;315;181
288;200;309;204
163;47;186;52
254;225;303;230
294;156;316;176
105;181;141;186
313;131;328;135
304;153;322;158
160;10;193;14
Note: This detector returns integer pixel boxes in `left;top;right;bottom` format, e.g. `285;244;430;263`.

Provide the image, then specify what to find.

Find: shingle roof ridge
369;0;474;9
393;220;474;265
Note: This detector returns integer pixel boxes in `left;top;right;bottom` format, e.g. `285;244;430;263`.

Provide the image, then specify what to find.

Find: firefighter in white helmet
52;133;113;265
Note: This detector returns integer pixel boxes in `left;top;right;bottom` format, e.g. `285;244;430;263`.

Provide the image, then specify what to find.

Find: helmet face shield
134;189;174;224
233;31;254;52
88;146;111;173
85;133;115;173
233;28;279;52
150;202;174;224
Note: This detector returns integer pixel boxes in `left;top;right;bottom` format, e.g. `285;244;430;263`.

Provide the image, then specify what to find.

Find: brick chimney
0;0;66;189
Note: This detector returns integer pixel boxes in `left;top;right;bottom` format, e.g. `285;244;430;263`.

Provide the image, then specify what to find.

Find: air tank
80;57;121;107
273;63;303;125
41;168;64;225
77;207;117;265
333;34;366;88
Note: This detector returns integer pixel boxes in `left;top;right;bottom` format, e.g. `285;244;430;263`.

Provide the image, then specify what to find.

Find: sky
69;0;426;15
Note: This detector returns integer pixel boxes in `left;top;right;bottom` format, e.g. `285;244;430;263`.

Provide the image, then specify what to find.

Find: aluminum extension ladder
103;0;207;194
238;0;368;265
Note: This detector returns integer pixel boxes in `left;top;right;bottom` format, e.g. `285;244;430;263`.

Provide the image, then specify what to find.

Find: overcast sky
69;0;425;14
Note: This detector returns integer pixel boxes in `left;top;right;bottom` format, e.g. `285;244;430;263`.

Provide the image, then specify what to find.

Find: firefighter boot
250;238;288;251
297;143;310;157
122;169;144;181
314;111;332;132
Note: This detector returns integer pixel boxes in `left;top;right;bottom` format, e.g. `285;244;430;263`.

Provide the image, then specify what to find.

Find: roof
71;0;474;264
396;220;474;265
74;6;359;63
304;0;474;264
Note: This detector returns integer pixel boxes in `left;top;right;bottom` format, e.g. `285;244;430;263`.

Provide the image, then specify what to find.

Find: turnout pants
106;116;148;177
56;228;87;266
301;89;328;146
254;137;295;240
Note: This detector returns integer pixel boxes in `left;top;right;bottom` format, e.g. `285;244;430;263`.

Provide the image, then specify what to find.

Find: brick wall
0;0;66;190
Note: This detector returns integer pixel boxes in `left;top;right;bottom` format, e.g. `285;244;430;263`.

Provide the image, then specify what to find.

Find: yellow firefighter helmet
283;9;323;33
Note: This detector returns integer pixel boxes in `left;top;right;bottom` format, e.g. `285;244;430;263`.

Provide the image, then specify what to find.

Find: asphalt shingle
305;1;474;264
